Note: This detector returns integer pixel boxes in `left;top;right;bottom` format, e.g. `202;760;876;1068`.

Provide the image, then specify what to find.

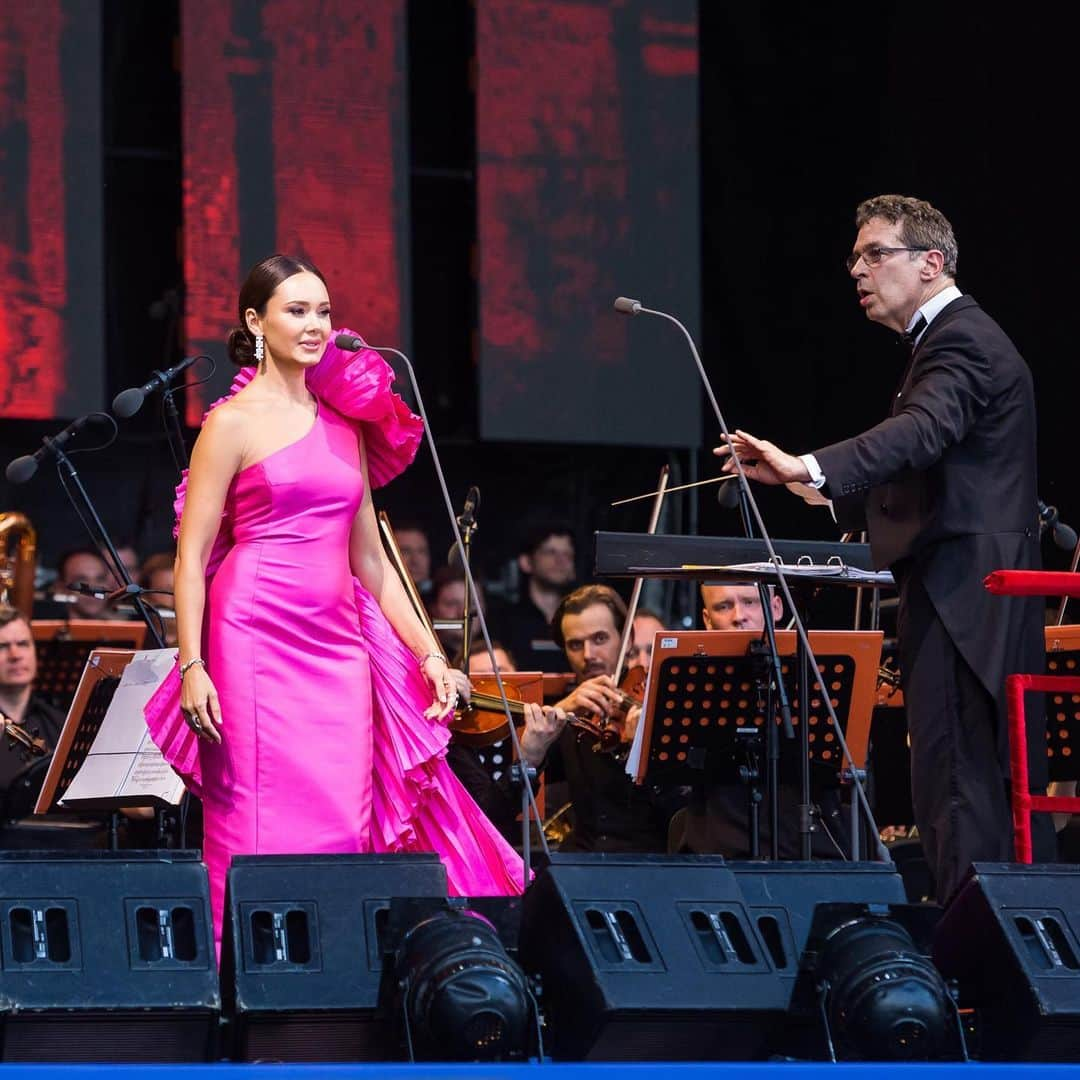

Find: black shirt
1;695;65;820
555;726;669;853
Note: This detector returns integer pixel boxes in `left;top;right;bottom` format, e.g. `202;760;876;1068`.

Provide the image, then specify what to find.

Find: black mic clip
1039;499;1079;552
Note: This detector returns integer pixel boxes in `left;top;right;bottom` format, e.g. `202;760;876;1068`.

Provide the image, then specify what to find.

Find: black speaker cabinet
220;852;447;1062
934;862;1080;1061
0;849;219;1062
730;860;908;973
518;853;788;1061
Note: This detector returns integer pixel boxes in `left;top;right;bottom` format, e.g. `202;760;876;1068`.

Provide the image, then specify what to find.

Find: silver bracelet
179;657;206;679
417;651;448;669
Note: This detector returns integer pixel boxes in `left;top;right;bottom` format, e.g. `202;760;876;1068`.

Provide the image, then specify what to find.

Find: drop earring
255;333;265;370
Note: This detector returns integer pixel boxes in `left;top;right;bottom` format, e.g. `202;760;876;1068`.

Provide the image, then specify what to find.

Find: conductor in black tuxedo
714;193;1053;904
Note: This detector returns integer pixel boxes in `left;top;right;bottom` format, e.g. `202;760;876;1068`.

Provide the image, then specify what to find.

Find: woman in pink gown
145;254;524;947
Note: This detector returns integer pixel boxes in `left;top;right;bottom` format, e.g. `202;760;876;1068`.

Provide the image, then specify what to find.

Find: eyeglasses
845;245;931;272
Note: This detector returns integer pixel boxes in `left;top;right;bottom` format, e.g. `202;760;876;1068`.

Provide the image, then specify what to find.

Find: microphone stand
161;388;189;472
52;445;165;650
51;442;166;852
615;298;885;862
457;497;477;664
356;340;549;888
731;475;795;860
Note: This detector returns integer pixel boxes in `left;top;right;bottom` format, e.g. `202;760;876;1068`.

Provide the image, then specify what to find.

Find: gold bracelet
179;657;206;679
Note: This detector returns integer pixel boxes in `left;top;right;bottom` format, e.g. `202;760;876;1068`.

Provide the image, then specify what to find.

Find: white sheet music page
59;647;185;808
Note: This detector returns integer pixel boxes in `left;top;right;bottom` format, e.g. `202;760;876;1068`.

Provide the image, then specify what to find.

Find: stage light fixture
393;906;536;1062
803;903;962;1062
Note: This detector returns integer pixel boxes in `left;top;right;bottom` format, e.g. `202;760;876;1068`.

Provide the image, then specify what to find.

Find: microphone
68;580;149;603
614;292;886;861
112;356;201;418
5;416;95;484
458;485;480;529
1039;499;1079;552
335;332;365;351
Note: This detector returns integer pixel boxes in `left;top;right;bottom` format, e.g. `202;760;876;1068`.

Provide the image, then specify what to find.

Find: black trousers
897;571;1054;905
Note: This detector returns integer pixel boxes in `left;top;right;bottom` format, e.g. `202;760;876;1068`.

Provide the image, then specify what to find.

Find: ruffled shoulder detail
305;328;423;488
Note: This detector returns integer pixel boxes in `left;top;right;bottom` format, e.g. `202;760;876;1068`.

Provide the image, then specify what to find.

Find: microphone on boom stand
333;332;544;886
613;295;885;862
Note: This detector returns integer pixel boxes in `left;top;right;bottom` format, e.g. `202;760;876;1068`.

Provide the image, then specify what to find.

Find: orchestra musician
715;194;1053;902
549;584;678;852
677;584;849;859
0;605;63;823
445;640;568;843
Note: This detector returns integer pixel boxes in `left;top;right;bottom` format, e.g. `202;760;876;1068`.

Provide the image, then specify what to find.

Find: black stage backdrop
0;4;1076;614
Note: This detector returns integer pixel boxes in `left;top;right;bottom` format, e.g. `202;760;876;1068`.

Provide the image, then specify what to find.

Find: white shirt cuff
800;453;826;489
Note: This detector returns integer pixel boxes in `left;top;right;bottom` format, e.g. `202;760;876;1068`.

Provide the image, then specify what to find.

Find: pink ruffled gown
144;336;525;948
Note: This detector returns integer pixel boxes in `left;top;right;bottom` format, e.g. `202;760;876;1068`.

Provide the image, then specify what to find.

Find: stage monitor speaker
220;852;447;1062
518;853;787;1061
729;860;909;1056
934;862;1080;1061
0;850;218;1062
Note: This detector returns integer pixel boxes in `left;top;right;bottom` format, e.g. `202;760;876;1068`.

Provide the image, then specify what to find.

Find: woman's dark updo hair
226;253;328;367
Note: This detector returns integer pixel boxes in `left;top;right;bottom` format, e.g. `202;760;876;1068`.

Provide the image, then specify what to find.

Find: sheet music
683;561;896;587
625;649;660;780
60;647;185;808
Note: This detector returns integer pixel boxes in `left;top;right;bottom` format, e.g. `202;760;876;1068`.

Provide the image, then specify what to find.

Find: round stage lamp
815;915;953;1061
395;909;534;1061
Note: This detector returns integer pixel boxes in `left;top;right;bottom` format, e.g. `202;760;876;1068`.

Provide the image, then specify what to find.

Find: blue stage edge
3;1064;1080;1079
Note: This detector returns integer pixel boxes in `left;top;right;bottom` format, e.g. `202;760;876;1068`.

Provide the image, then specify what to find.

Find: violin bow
613;464;670;679
378;511;438;644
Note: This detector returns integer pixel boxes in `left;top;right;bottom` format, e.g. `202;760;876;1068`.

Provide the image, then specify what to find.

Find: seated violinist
550;585;679;853
0;605;65;823
445;640;568;844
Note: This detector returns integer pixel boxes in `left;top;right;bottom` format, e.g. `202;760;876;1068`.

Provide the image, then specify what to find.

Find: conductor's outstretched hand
714;430;811;486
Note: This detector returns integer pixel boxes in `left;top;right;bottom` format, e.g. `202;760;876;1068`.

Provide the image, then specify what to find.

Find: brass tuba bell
0;511;37;619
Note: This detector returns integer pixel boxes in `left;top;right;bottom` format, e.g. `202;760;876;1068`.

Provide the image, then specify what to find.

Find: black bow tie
902;314;927;351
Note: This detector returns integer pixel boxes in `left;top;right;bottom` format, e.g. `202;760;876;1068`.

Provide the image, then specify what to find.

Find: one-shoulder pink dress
144;337;525;947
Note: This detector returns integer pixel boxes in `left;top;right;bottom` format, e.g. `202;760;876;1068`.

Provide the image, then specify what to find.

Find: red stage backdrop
476;0;700;447
0;1;103;420
181;0;411;424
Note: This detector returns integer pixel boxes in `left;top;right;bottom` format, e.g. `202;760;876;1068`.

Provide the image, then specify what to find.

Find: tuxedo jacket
814;295;1043;712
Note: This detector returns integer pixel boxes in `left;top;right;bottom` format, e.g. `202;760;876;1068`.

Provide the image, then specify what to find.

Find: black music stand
632;629;881;859
31;620;148;712
35;648;186;850
1044;626;1080;783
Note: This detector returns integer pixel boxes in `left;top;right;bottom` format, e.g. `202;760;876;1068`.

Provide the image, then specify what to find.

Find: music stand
31;619;148;712
35;649;185;847
630;629;882;856
1032;625;1080;784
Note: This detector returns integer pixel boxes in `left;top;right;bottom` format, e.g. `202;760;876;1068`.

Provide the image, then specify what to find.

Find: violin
1;712;51;760
452;678;530;747
453;676;584;749
570;665;647;754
